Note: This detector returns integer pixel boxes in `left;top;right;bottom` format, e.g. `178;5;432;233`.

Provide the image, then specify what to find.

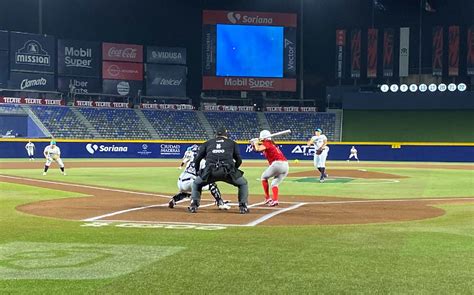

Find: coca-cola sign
0;97;63;105
102;61;143;81
74;100;130;108
102;42;143;62
203;76;296;92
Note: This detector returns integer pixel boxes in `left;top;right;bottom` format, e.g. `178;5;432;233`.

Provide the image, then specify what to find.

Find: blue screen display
216;24;283;78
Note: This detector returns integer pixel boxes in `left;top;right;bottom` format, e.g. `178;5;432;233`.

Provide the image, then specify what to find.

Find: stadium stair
327;109;343;141
19;105;52;137
134;109;160;139
256;112;271;132
196;111;214;139
70;108;100;138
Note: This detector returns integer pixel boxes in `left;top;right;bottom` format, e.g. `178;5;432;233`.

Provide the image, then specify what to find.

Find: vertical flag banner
350;29;361;78
432;26;443;76
336;30;346;79
335;30;346;79
367;28;378;78
383;28;394;77
467;25;474;76
448;26;460;76
399;27;410;77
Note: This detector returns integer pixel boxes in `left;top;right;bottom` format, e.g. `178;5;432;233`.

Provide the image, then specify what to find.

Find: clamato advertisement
8;72;55;91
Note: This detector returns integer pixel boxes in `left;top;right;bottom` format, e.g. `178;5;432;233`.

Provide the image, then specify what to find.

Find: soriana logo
102;61;143;81
102;42;143;62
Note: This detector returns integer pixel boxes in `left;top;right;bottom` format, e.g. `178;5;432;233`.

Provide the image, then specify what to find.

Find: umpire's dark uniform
189;127;249;214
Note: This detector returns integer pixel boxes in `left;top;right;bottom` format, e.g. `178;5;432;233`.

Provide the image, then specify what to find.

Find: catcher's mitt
315;148;323;155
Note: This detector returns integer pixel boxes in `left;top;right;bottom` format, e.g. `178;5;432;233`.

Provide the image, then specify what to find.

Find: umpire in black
188;127;249;214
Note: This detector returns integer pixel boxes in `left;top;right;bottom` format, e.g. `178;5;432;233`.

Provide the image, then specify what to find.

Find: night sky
0;0;472;106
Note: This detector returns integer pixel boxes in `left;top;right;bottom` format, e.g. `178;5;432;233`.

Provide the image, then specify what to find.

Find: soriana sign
202;76;296;92
102;42;143;62
203;10;297;27
102;61;143;80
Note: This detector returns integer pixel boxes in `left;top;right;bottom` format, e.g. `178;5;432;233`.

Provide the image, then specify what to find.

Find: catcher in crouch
43;140;66;175
168;144;231;210
251;130;289;207
307;128;329;183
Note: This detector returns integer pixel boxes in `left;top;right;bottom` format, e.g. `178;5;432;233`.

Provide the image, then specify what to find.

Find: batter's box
0;242;184;280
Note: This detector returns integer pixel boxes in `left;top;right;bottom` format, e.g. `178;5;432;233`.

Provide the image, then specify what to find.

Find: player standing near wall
251;130;289;207
25;140;35;161
188;127;249;214
347;146;359;162
307;128;329;183
43;140;66;176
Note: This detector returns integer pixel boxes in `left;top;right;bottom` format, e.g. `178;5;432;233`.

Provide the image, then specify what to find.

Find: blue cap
50;140;56;145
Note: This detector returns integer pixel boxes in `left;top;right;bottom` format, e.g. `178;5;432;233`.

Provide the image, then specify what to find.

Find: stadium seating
78;108;151;139
29;105;93;138
141;110;208;140
203;111;260;140
264;112;337;141
0;104;25;114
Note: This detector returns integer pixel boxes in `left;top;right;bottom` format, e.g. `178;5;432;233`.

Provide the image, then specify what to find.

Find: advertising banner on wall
8;71;55;91
146;46;186;65
203;10;297;27
367;28;378;78
202;76;296;91
350;29;361;78
102;79;142;96
448;26;460;77
0;30;8;51
335;29;346;79
383;28;394;77
202;25;216;76
57;39;100;77
399;27;410;77
102;61;143;81
74;100;130;108
468;25;474;76
57;76;101;94
140;103;194;110
0;51;8;88
102;42;143;63
283;27;297;78
432;26;443;76
10;32;55;73
0;97;63;105
145;64;186;97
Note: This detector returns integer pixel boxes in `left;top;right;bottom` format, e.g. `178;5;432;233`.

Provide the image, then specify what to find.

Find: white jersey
25;142;35;151
44;145;61;157
311;135;329;150
351;148;357;154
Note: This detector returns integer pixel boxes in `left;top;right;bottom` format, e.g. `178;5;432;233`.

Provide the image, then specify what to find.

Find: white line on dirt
96;219;249;227
246;203;307;227
0;174;170;198
276;197;474;205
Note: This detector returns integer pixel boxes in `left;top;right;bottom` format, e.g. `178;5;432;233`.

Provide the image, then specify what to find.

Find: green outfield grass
0;160;473;294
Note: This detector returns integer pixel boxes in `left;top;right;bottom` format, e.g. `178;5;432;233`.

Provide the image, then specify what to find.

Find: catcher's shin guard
208;183;222;202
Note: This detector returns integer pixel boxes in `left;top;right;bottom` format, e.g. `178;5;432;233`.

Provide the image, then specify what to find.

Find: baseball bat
250;129;291;142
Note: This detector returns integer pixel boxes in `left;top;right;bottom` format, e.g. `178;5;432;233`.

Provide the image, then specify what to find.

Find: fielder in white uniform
43;140;66;175
347;146;359;162
25;141;35;161
168;145;230;210
307;128;329;183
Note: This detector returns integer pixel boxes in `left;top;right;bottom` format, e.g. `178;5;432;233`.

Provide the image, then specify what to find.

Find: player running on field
43;140;66;175
251;130;289;207
307;128;329;183
168;144;230;210
25;140;35;161
347;146;359;162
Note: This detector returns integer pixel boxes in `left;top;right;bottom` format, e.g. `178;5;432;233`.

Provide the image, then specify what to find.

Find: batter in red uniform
251;130;289;206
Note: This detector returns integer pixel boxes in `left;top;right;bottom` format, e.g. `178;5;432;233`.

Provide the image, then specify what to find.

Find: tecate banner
0;97;63;105
57;76;101;94
146;64;186;97
102;42;143;63
8;71;55;91
10;31;55;73
57;39;100;77
102;61;143;81
283;27;296;78
102;79;142;96
0;51;8;88
202;76;296;92
0;30;8;51
146;46;186;65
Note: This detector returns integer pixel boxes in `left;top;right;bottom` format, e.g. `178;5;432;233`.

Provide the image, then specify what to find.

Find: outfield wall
1;139;473;162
